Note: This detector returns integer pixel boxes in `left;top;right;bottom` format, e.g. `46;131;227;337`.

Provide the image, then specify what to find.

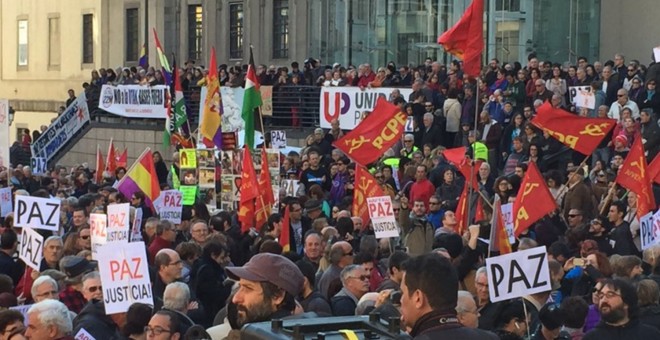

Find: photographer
398;196;434;256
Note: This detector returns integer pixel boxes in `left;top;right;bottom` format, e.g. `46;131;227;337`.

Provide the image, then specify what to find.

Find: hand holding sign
97;242;152;314
486;246;551;303
367;196;399;239
14;196;61;231
19;227;43;271
107;204;130;244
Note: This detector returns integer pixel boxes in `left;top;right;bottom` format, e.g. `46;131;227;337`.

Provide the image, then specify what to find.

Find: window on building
48;17;61;67
82;14;94;64
125;8;139;62
495;0;521;12
17;20;28;67
188;5;203;62
272;0;289;59
229;3;244;59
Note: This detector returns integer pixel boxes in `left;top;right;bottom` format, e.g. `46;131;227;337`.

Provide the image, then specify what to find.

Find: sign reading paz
107;204;130;244
19;227;43;271
366;196;399;239
90;214;107;259
156;190;183;224
0;187;11;217
640;212;659;250
486;246;551;303
14;196;61;231
98;241;153;314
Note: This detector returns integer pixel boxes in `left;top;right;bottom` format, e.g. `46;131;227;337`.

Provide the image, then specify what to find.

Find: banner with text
0;187;11;217
31;93;90;162
14;196;61;231
0;99;9;169
486;246;551;303
319;87;413;130
19;227;43;271
99;84;169;119
641;211;660;250
154;190;183;224
90;213;107;259
97;241;153;314
367;196;399;239
107;204;130;245
130;208;143;242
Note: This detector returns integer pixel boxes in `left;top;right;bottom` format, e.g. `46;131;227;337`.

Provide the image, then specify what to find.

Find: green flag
241;47;262;149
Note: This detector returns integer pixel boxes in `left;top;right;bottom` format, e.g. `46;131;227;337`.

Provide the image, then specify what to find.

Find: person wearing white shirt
608;88;640;121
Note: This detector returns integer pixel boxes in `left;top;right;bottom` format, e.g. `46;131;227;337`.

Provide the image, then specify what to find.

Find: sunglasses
81;235;90;240
87;285;102;293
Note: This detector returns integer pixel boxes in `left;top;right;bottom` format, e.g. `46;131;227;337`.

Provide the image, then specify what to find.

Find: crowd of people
1;50;660;339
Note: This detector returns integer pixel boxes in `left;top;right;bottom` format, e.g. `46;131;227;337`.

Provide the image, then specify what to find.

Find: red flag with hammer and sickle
333;98;407;167
616;137;655;218
239;146;260;232
353;166;386;229
531;102;616;155
512;162;557;236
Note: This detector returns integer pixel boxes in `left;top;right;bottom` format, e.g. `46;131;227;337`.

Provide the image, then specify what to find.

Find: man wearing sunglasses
331;264;370;316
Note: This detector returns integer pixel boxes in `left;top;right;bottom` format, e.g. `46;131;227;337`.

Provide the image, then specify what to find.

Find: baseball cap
225;253;304;296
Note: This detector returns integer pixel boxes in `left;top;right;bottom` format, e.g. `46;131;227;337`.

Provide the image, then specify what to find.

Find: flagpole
467;76;481;229
258;107;267;148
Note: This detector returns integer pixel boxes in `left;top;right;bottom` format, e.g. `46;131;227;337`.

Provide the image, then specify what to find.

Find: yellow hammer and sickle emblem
344;136;371;154
579;123;609;137
521;182;539;201
631;157;646;178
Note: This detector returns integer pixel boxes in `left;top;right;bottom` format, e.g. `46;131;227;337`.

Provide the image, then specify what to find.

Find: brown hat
225;253;304;296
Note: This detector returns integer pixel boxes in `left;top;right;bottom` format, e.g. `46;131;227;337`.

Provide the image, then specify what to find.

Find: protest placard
486;246;551;303
19;227;43;271
155;190;183;224
574;88;595;109
130;208;143;242
30;157;47;176
405;116;414;133
74;328;96;340
90;213;107;260
0;187;11;217
569;85;591;106
500;203;516;244
9;304;32;326
99;84;169;119
180;186;197;205
13;196;61;231
31;93;89;161
97;241;153;314
281;179;301;197
367;196;399;239
271;130;287;149
179;149;197;169
107;204;130;244
640;212;657;250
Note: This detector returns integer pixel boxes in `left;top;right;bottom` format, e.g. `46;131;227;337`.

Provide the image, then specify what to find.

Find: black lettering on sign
490;263;504;297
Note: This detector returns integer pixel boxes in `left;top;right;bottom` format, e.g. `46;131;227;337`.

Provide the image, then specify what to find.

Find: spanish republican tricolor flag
115;148;161;208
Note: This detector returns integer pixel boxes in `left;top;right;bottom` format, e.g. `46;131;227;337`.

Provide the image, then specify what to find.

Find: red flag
106;139;117;173
353;166;386;229
457;159;482;192
254;196;269;231
442;146;467;166
616;137;655;218
649;154;660;185
474;195;485;222
532;102;616;155
437;0;484;77
116;148;128;168
280;204;291;252
488;197;511;254
258;148;275;208
239;146;260;232
333;98;407;167
512;162;557;236
95;146;105;184
454;184;469;235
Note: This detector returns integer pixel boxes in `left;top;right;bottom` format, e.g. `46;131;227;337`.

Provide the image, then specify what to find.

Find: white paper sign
640;211;658;250
486;246;551;303
90;213;107;260
574;88;595;109
13;196;61;231
97;241;153;314
155;190;183;224
569;85;591;106
0;99;9;170
281;179;301;197
74;327;96;340
654;47;660;65
130;208;143;242
19;227;43;271
500;203;516;245
107;204;130;244
30;157;47;176
9;304;32;326
0;187;11;217
99;84;169;119
366;196;400;239
271;130;287;149
405;116;414;133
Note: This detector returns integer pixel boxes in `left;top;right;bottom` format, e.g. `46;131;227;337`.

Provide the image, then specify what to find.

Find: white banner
130;208;143;242
280;179;301;197
486;246;551;303
367;196;399;239
19;227;43;271
271;130;287;149
99;84;169;119
90;213;107;260
97;241;153;314
500;203;516;245
107;204;130;244
154;190;183;224
31;93;89;161
568;85;592;107
14;196;61;231
0;99;9;169
319;87;413;130
0;187;11;217
641;211;659;250
31;157;47;176
74;328;96;340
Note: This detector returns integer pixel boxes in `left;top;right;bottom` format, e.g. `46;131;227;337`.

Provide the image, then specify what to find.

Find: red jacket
409;179;436;211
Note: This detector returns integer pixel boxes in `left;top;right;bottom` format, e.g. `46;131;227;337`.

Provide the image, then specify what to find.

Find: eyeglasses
87;285;102;293
80;235;90;240
343;251;354;257
568;214;580;218
617;94;625;97
429;201;440;205
393;208;400;212
404;140;413;143
596;291;621;300
349;275;370;281
144;326;172;336
168;259;183;266
628;69;635;72
36;290;58;298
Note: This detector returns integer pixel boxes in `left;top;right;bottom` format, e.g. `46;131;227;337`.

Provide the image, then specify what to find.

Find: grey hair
404;133;415;141
45;236;63;247
476;266;488;280
163;282;190;312
423;112;434;122
82;271;100;284
31;276;58;299
456;290;476;314
340;264;361;285
27;299;72;335
65;196;78;206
